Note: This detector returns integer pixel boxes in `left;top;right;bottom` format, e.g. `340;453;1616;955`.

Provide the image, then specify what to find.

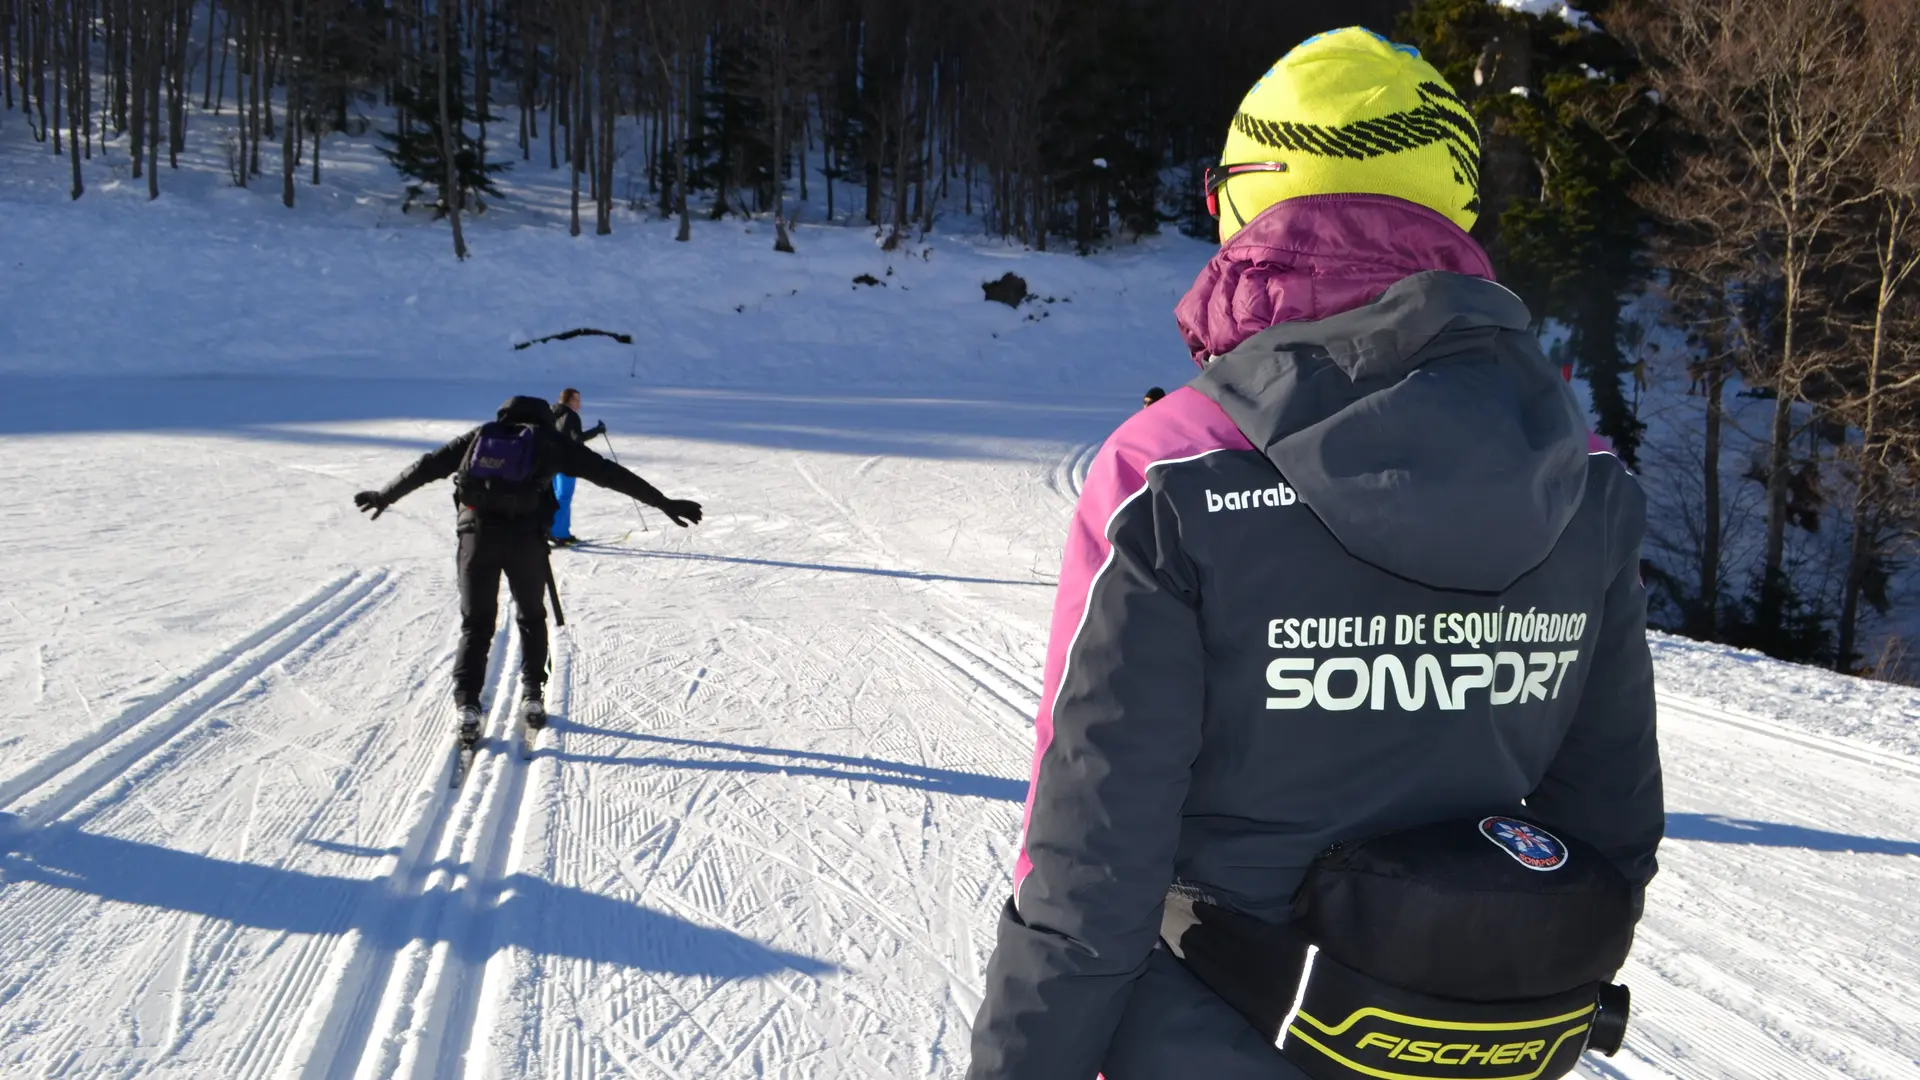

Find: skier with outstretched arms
353;395;701;776
968;29;1662;1080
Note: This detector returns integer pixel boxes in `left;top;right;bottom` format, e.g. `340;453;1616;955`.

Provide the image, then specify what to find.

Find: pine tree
379;54;508;218
1400;0;1664;466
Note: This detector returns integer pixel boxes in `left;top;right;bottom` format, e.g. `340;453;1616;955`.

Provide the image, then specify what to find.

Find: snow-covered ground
3;117;1918;1080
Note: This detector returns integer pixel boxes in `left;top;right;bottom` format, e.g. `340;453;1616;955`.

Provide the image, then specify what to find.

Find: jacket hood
497;395;553;425
1194;271;1588;592
1175;194;1494;366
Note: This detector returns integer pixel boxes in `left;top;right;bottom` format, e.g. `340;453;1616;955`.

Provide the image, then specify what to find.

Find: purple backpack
458;422;545;516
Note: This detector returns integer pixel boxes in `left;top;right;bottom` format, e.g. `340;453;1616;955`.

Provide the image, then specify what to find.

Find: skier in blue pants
549;387;605;547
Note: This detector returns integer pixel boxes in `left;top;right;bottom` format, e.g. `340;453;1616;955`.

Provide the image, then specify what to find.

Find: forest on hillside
4;0;1919;680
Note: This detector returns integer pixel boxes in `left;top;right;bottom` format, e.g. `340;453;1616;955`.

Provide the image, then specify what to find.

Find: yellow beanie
1215;27;1480;242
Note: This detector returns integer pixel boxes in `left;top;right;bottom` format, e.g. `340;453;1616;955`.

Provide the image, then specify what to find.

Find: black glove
586;420;607;440
659;499;702;527
354;490;391;520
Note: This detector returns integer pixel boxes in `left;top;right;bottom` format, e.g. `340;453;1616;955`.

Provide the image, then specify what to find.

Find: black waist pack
1163;815;1637;1080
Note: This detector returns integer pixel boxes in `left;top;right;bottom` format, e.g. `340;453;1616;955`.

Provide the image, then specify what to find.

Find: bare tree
1619;0;1882;593
1835;0;1920;669
743;0;825;251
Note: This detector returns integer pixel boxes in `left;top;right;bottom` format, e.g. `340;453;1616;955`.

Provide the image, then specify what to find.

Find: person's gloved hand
660;499;703;527
354;491;391;520
586;420;607;439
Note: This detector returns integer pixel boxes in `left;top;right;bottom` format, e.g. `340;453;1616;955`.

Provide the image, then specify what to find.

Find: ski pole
599;430;651;532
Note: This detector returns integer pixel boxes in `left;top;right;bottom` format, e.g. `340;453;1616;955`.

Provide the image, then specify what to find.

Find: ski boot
520;689;547;730
456;703;484;749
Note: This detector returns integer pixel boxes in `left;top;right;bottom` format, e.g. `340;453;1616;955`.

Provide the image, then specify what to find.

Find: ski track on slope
0;569;434;1080
1047;441;1101;506
1612;697;1920;1080
0;570;387;833
276;618;525;1080
2;411;1915;1077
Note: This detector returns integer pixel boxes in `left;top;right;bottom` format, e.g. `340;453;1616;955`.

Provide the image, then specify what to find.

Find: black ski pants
453;524;550;708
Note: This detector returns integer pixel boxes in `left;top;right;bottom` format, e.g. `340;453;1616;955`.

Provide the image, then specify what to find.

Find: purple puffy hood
1175;194;1496;365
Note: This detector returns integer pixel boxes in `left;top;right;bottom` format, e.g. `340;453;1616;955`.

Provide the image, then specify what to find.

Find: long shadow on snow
0;812;835;978
569;544;1054;588
1665;812;1920;856
553;724;1026;803
0;375;1128;462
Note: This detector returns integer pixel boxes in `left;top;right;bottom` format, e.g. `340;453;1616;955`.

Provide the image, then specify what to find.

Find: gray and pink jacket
968;196;1662;1080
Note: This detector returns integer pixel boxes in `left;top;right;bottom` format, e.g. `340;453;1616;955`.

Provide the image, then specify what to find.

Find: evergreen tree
1400;0;1664;466
379;54;509;218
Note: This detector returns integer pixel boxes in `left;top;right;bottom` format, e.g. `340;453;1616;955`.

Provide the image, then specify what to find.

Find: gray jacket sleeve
1528;477;1663;887
968;482;1205;1080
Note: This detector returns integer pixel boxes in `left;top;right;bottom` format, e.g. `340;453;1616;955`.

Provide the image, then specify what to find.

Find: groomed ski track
2;402;1915;1080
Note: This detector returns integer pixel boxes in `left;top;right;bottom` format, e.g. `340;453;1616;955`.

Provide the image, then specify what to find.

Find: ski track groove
878;625;1034;748
1049;441;1099;504
1659;694;1920;779
0;571;380;830
940;631;1044;700
272;618;518;1080
0;570;435;1080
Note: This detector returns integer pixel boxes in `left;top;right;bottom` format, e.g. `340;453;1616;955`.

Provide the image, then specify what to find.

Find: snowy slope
4;118;1918;1080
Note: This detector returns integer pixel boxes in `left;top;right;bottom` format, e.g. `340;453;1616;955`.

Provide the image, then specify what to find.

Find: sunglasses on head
1204;162;1289;219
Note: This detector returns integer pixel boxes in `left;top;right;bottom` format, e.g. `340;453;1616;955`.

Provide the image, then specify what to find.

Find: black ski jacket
377;395;665;532
968;272;1663;1080
553;402;599;444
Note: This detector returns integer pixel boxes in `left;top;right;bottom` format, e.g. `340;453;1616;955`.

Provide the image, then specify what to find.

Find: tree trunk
569;61;583;236
1837;242;1898;671
676;41;691;242
547;67;559;169
308;5;323;185
1696;363;1725;638
1471;20;1533;252
772;57;791;252
213;5;231;114
436;0;468;259
201;0;217;108
474;0;490;164
1758;361;1789;580
247;4;261;176
65;0;81;197
78;0;92;158
596;54;613;235
146;18;160;199
51;0;62;158
111;0;127;132
518;67;530;159
130;4;146;177
824;118;835;221
168;0;187;165
280;0;296;206
1758;249;1797;584
3;0;14;113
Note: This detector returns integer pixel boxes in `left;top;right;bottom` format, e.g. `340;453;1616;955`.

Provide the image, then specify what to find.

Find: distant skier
1142;386;1166;408
549;387;606;547
969;28;1661;1080
353;395;701;749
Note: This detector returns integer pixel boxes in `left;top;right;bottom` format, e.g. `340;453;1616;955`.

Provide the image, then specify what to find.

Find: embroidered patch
1479;816;1570;872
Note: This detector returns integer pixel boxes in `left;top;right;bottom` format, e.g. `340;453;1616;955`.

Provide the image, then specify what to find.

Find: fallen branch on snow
512;327;635;350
